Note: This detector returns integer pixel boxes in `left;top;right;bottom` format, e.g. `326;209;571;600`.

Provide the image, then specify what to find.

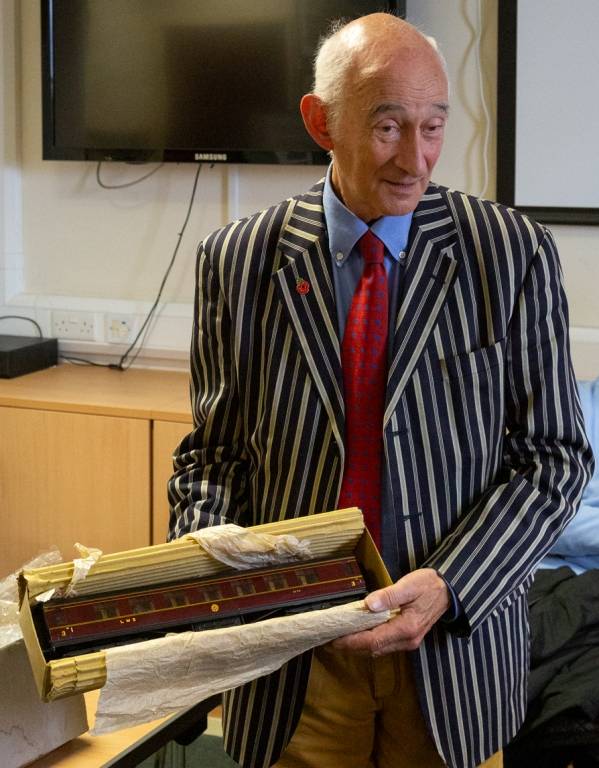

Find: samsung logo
195;152;228;162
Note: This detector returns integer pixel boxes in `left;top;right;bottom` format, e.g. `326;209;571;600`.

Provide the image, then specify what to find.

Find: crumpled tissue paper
94;599;389;734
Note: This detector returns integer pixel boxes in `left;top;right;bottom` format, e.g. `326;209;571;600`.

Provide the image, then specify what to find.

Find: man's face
330;46;449;222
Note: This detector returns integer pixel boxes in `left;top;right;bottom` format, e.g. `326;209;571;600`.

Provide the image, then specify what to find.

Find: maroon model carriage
35;556;366;658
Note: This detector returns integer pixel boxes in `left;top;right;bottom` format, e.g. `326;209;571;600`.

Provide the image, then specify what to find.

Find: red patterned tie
338;229;388;548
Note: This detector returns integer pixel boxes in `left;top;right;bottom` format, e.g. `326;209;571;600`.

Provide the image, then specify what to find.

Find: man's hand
332;568;451;656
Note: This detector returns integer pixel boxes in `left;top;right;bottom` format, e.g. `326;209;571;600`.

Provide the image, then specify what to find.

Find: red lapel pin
296;278;310;295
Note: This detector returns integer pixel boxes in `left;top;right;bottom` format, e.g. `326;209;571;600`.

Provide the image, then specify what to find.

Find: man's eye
374;124;400;141
424;123;445;137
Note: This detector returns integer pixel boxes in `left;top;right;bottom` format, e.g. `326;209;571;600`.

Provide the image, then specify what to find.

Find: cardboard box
0;638;87;768
19;508;390;702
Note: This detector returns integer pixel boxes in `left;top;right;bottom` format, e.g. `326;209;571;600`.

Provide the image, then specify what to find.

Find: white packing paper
0;600;21;648
64;543;103;596
187;524;313;569
93;599;390;734
1;547;63;648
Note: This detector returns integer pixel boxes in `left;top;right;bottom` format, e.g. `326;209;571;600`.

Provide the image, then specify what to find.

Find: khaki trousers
274;645;502;768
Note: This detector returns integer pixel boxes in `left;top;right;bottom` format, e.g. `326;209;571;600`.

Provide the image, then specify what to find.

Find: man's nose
393;130;427;177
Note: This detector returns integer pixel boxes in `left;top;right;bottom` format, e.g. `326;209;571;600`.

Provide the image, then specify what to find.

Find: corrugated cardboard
19;508;390;701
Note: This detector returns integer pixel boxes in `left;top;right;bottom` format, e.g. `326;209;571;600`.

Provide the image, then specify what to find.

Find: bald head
312;13;448;132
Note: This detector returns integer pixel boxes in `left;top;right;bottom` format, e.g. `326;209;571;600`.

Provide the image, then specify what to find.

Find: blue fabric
541;379;599;572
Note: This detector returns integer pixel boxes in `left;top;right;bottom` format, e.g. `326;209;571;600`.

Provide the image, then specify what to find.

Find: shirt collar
323;164;413;264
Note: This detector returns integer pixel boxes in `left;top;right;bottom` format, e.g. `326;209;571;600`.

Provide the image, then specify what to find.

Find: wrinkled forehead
345;44;449;115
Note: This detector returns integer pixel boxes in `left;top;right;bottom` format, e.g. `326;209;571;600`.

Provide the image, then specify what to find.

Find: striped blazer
168;180;593;768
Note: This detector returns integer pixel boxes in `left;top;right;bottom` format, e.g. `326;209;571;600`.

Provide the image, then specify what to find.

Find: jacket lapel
272;182;345;460
271;182;461;449
385;186;459;425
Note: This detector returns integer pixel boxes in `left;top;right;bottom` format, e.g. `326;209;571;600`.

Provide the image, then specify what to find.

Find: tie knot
359;229;385;265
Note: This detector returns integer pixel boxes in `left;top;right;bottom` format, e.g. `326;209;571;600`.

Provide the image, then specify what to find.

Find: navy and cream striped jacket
168;180;593;768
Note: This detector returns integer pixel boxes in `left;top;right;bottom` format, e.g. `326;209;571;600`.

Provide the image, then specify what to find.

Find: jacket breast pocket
436;337;508;483
440;337;507;383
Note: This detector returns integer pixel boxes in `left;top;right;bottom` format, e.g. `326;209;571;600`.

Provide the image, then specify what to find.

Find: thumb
365;583;406;612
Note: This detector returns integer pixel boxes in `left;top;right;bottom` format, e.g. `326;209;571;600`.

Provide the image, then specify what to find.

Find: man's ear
300;94;334;151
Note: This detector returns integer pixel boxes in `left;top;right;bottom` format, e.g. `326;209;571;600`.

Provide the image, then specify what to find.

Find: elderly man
168;13;593;768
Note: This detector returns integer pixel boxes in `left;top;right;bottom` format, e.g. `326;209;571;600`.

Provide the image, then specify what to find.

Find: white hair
312;16;448;132
312;20;353;130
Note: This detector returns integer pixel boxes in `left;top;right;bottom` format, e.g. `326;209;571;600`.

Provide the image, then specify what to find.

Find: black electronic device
41;0;405;166
0;335;58;378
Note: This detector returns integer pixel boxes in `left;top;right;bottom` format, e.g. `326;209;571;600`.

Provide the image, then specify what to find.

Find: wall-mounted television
41;0;405;166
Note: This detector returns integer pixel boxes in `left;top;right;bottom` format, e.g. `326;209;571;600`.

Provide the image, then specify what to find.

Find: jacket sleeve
167;239;250;539
423;228;594;633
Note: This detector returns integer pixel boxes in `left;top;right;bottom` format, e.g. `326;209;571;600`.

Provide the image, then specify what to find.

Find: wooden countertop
29;690;166;767
0;364;192;422
29;689;221;767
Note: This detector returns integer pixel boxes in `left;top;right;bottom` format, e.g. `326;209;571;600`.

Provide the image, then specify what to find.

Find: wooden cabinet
152;419;192;544
0;365;191;574
0;406;150;570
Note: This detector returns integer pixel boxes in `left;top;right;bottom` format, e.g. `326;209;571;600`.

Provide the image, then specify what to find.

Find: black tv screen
41;0;405;165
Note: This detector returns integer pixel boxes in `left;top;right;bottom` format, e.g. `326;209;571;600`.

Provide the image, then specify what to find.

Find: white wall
2;0;599;374
2;1;324;365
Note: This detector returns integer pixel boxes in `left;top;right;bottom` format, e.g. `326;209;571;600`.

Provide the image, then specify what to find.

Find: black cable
96;161;164;189
0;315;43;337
60;354;112;368
112;162;203;371
60;162;202;370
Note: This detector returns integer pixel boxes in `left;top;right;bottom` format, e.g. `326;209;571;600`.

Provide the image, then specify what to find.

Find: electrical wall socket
51;310;96;340
106;315;135;344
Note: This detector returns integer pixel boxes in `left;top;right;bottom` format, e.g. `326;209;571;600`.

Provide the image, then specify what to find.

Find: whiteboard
496;0;599;223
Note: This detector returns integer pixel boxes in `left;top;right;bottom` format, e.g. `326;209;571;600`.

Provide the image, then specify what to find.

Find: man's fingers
332;569;453;657
365;569;450;615
332;614;423;655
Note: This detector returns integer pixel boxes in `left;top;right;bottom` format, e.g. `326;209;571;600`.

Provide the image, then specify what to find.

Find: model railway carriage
35;556;366;658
